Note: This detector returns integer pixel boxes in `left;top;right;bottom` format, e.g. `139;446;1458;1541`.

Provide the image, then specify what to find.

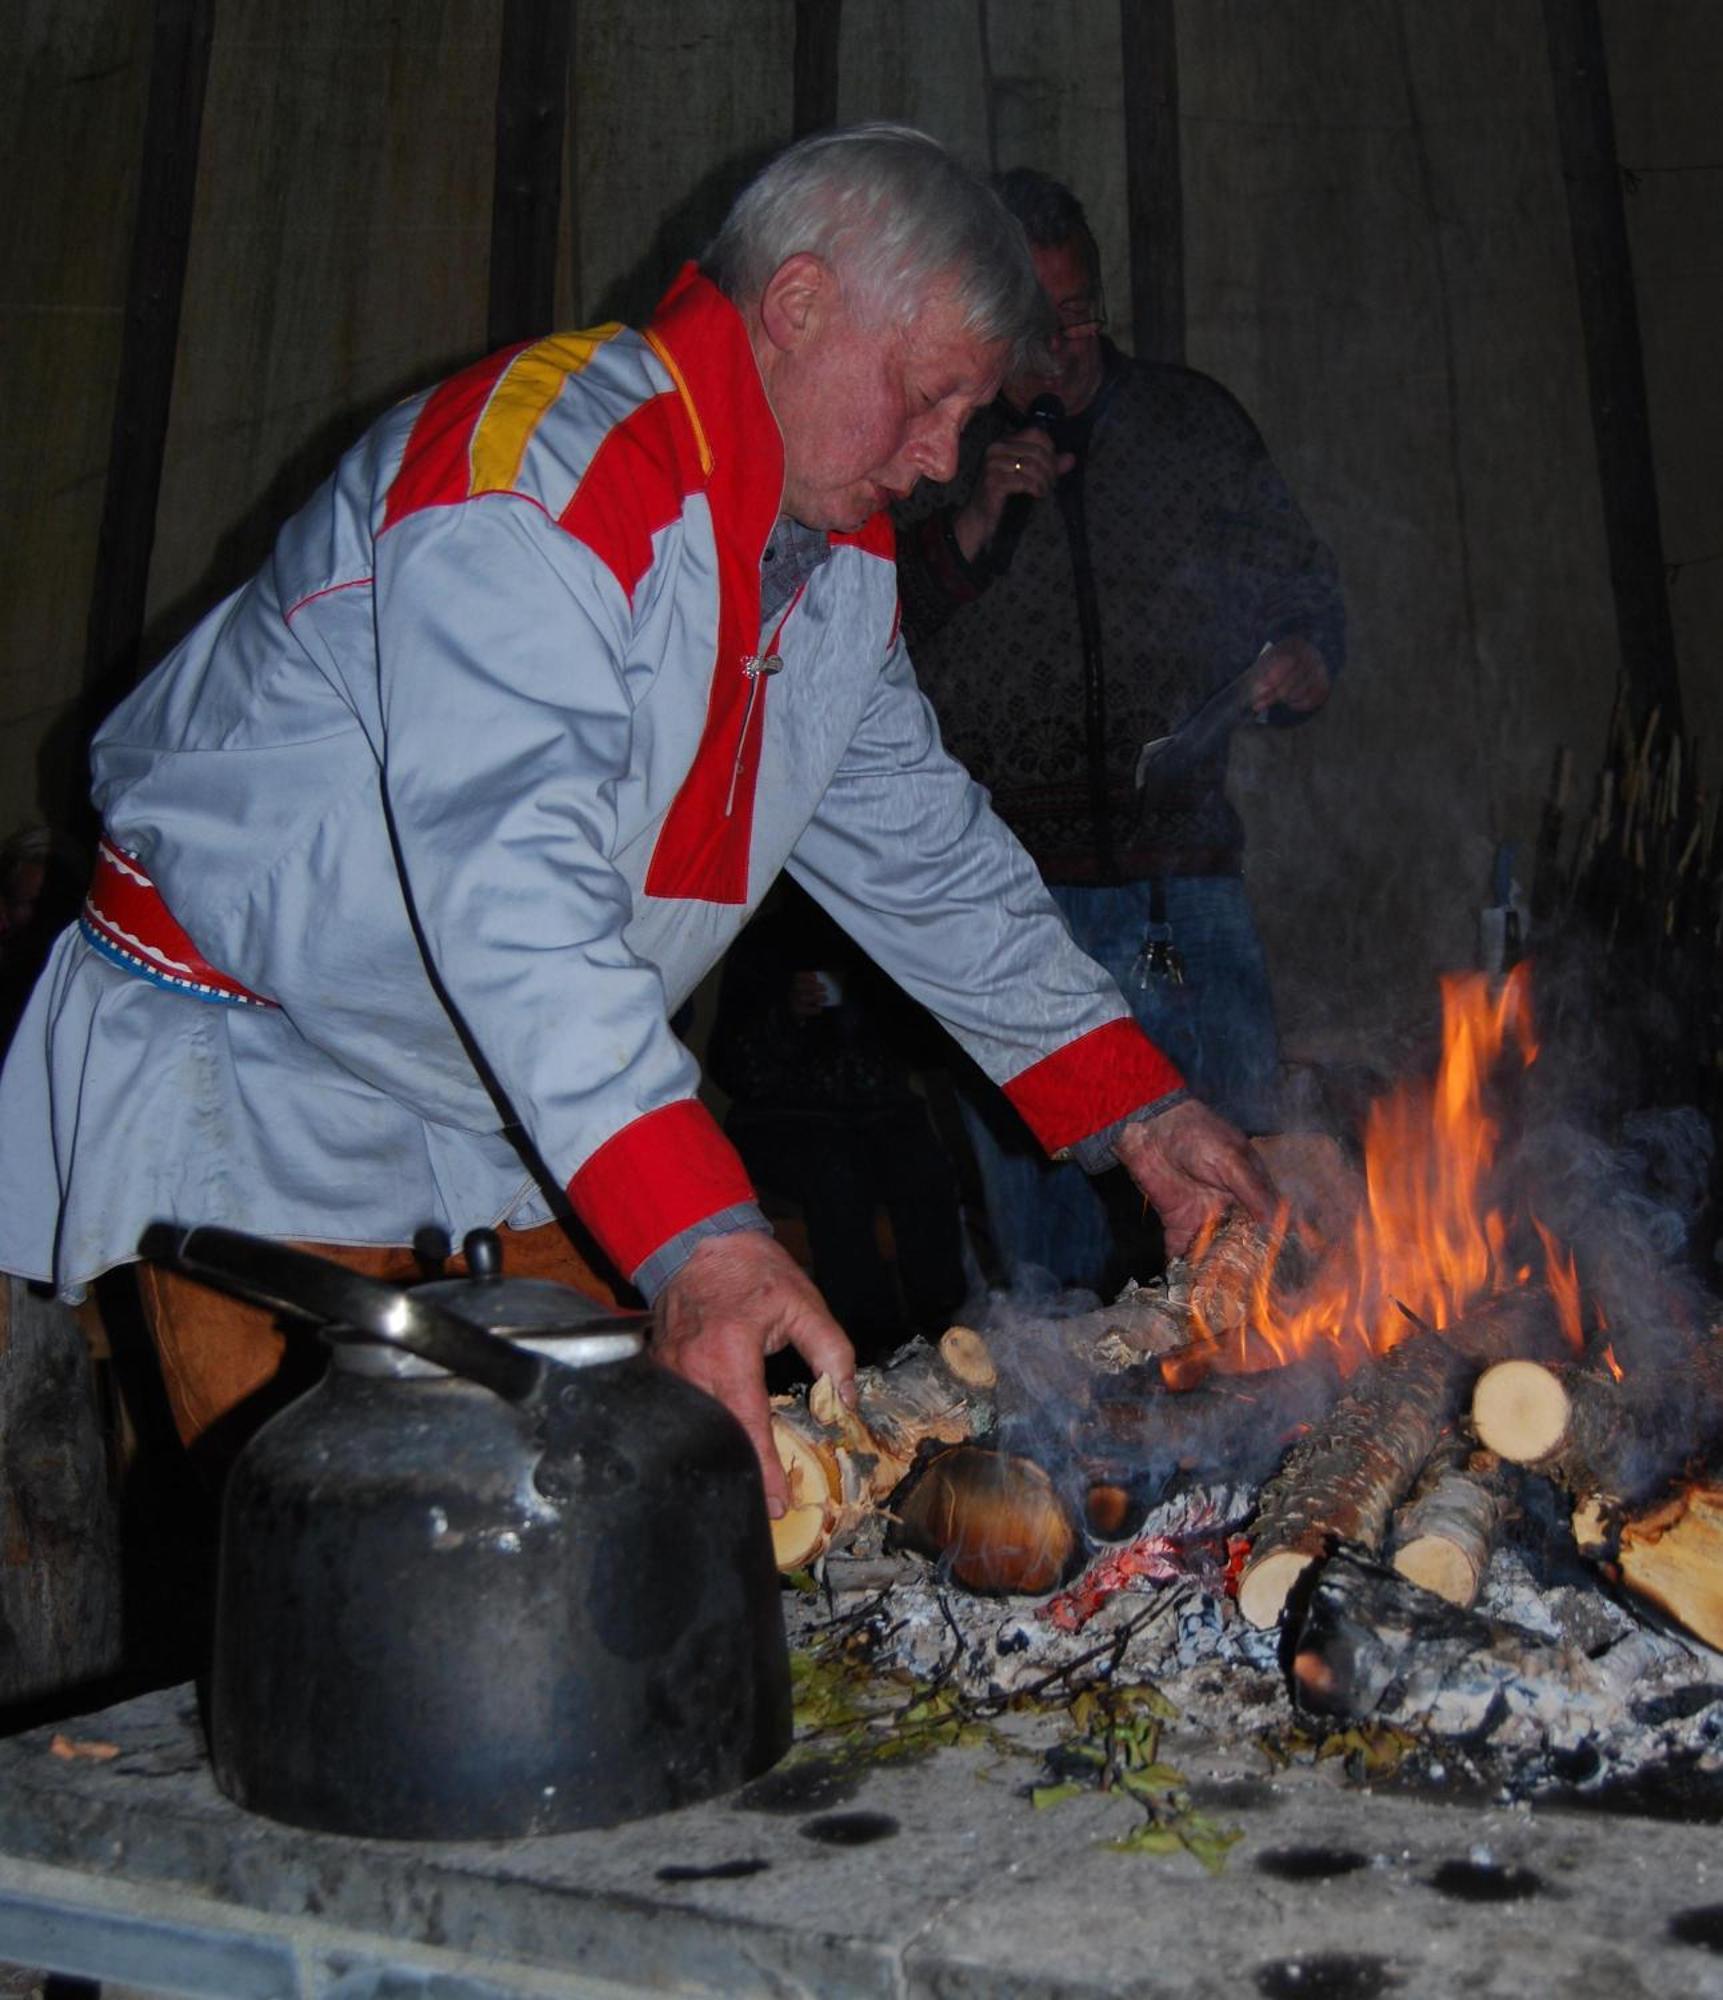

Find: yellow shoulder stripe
643;328;714;478
470;326;624;496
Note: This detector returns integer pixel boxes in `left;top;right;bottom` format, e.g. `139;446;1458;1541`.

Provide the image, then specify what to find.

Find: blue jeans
957;876;1279;1293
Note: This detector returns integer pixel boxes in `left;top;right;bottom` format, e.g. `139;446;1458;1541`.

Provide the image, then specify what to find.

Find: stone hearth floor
0;1684;1719;1998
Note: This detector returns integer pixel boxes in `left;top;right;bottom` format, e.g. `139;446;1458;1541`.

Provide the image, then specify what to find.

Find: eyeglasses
1051;300;1106;345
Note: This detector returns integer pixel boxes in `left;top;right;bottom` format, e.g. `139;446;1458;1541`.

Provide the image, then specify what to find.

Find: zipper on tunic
725;584;805;818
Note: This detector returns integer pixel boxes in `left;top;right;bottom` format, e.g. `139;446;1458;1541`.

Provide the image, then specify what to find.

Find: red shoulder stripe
380;344;531;531
557;393;695;606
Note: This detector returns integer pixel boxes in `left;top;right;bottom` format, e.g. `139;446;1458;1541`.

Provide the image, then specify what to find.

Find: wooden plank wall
1;0;1717;1055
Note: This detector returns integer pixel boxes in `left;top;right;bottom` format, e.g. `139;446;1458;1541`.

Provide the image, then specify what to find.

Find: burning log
1388;1438;1513;1609
769;1333;996;1570
1182;1134;1355;1352
1188;1209;1279;1341
885;1444;1080;1596
1612;1482;1723;1651
1288;1550;1670;1752
1238;1289;1570;1629
1470;1343;1723;1516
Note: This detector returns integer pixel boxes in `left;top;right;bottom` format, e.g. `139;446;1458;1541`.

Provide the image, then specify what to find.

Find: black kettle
140;1222;792;1841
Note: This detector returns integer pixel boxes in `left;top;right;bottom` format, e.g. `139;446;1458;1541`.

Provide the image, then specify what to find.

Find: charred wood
1288;1550;1670;1752
0;1281;122;1703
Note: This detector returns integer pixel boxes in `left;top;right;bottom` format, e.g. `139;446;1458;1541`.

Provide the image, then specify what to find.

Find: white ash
1130;1479;1258;1544
1475;1544;1641;1651
791;1274;1723;1796
788;1518;1280;1719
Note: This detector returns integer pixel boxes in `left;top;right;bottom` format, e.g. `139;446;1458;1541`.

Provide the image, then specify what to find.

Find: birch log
1472;1342;1723;1515
1389;1439;1512;1608
1238;1288;1569;1628
769;1333;995;1569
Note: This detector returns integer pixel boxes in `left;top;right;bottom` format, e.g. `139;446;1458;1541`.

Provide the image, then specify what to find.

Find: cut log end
769;1417;846;1570
938;1325;997;1390
1471;1359;1572;1465
887;1445;1079;1596
1238;1547;1315;1629
1393;1535;1480;1608
1084;1481;1136;1541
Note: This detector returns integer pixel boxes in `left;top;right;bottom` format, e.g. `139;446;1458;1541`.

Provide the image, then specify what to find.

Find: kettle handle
138;1223;548;1407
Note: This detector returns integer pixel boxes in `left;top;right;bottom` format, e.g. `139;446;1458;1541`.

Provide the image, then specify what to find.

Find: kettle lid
389;1227;646;1366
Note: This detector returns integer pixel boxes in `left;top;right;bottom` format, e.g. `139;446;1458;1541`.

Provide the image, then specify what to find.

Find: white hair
704;123;1049;372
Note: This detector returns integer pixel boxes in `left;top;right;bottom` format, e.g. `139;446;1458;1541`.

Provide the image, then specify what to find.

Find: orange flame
1201;964;1583;1375
1532;1218;1584;1352
1603;1343;1624;1382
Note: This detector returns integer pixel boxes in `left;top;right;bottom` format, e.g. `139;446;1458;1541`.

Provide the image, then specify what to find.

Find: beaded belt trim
80;838;278;1009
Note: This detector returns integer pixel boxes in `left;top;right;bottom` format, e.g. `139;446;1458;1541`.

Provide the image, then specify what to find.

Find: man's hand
1113;1098;1278;1257
651;1231;855;1517
1249;637;1331;716
951;424;1075;564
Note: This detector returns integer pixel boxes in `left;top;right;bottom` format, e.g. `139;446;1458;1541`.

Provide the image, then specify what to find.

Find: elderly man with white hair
0;124;1271;1511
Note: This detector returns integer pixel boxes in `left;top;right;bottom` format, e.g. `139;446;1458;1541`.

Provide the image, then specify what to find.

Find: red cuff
1002;1019;1184;1155
568;1100;757;1278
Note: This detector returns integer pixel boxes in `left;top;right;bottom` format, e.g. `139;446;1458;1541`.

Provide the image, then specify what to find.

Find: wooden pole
1541;0;1682;734
1119;0;1184;364
82;0;214;704
792;0;843;138
488;0;574;353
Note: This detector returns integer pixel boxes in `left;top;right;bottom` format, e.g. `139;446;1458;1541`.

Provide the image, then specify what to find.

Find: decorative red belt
80;838;278;1008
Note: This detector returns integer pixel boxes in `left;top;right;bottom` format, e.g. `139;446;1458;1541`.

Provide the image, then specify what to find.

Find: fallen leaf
50;1734;119;1763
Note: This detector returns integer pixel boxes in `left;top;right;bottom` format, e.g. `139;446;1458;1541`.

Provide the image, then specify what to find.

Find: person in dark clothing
708;883;968;1363
897;168;1344;1295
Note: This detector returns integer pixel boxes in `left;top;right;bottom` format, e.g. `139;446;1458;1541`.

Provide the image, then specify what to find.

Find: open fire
774;959;1723;1809
1186;963;1584;1376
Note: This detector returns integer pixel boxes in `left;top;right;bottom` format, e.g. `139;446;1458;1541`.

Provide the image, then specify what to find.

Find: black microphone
984;393;1065;577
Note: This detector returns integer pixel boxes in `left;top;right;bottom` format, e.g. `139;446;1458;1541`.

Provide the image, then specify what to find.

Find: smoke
962;1274;1345;1518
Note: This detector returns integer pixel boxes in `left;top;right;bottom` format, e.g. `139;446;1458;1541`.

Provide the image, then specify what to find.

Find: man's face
1006;238;1106;418
765;268;1007;532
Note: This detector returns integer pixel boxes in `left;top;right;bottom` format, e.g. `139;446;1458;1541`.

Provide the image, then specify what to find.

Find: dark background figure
897;167;1345;1298
707;882;968;1366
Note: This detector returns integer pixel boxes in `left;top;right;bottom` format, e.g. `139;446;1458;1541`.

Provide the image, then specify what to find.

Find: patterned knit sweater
897;347;1345;884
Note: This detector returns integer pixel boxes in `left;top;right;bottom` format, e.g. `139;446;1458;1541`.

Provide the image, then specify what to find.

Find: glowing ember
1204;965;1584;1374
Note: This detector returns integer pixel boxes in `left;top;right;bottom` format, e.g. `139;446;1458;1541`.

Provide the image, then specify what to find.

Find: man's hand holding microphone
950;396;1072;571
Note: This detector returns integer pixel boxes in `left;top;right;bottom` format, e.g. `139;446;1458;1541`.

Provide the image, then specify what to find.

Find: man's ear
757;252;832;355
